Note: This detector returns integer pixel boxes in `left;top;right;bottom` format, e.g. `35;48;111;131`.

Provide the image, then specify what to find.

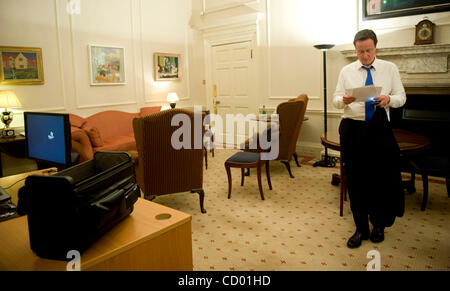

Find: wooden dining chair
410;153;450;211
242;94;309;178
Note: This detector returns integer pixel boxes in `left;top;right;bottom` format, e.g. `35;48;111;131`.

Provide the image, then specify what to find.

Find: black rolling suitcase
18;151;140;261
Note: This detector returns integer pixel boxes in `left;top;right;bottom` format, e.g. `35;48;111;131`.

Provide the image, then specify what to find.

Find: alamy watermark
170;106;279;161
66;250;81;271
366;250;381;271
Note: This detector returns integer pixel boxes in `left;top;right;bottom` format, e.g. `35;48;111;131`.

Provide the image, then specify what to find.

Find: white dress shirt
333;58;406;121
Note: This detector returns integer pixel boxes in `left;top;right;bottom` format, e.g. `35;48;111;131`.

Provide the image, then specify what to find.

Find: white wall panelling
0;0;197;121
0;0;68;129
2;0;450;160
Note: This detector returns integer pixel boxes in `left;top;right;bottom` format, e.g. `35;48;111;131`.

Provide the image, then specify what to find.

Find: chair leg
146;195;157;201
256;165;265;200
281;161;294;178
211;133;215;157
241;168;245;186
341;174;348;202
421;174;429;211
245;168;250;176
204;147;208;169
406;171;416;194
266;161;272;190
446;176;449;198
293;152;301;167
191;189;207;214
225;164;232;199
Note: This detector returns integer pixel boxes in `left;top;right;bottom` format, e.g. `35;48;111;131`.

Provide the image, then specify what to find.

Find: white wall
191;0;450;157
267;0;450;157
0;0;201;126
1;0;449;174
0;0;201;175
265;0;358;156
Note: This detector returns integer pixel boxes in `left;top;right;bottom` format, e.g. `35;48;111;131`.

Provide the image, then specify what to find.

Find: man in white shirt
333;29;406;249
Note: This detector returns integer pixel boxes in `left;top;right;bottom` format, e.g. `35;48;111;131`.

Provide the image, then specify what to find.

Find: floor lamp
313;44;336;168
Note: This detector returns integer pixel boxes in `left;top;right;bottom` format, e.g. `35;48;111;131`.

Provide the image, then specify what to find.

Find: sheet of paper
345;86;382;102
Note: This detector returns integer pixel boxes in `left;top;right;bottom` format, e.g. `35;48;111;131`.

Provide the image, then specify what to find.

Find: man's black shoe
347;230;369;249
370;226;385;243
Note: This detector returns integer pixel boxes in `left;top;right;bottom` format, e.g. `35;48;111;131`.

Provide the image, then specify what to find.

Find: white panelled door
212;41;255;147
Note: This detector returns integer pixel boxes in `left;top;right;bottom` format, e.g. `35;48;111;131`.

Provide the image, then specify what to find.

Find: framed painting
89;45;126;85
0;46;44;85
154;53;181;81
363;0;450;20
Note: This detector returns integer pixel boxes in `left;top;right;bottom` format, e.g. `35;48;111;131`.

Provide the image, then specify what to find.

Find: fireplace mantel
341;44;450;88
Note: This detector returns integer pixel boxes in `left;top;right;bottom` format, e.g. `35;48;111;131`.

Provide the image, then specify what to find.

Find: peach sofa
70;106;161;163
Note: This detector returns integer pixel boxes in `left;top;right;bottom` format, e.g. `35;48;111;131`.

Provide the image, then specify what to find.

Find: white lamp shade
0;90;22;108
167;92;179;103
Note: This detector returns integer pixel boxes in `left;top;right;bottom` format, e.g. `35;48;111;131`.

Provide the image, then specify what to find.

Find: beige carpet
152;149;450;271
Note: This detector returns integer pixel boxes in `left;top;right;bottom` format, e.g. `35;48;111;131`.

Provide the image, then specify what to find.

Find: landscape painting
89;45;125;85
0;46;44;85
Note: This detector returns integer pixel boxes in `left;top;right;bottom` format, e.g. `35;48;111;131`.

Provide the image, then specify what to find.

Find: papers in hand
345;85;382;102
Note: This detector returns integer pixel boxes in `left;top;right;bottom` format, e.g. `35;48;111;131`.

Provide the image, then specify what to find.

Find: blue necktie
363;66;375;122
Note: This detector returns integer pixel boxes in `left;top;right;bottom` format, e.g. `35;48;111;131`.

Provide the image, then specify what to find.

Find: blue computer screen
25;113;68;165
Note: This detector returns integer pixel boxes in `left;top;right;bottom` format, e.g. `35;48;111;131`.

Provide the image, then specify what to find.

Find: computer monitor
24;112;72;168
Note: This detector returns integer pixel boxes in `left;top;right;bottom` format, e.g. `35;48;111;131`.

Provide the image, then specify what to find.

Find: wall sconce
167;92;179;109
0;90;22;138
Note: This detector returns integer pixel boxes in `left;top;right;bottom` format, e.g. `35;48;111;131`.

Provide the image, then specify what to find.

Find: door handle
214;100;220;114
213;85;219;114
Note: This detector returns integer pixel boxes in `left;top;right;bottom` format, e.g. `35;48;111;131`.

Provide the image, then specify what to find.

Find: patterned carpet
152;149;450;271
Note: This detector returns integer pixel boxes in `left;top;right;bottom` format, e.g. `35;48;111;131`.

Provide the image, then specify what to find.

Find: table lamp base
1;128;15;138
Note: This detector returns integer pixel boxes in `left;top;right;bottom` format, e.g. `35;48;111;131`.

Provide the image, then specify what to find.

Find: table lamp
167;92;179;108
0;90;22;138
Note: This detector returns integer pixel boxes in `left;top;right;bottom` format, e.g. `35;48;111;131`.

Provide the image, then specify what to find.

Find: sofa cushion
81;122;104;147
94;135;136;152
86;110;139;140
69;113;86;128
71;127;94;162
140;106;162;116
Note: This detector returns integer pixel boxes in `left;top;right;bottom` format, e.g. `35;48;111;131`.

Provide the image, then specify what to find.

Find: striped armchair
133;109;206;213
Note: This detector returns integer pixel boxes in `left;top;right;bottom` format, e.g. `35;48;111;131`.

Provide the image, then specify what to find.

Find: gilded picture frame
0;46;44;85
363;0;450;20
89;45;126;86
154;53;181;81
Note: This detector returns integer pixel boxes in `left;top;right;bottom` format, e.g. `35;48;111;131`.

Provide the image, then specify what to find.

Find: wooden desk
320;129;430;216
0;170;193;271
0;168;57;205
0;135;26;177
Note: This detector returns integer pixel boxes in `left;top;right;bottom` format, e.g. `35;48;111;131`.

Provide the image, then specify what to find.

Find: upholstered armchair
243;94;309;178
133;109;206;213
